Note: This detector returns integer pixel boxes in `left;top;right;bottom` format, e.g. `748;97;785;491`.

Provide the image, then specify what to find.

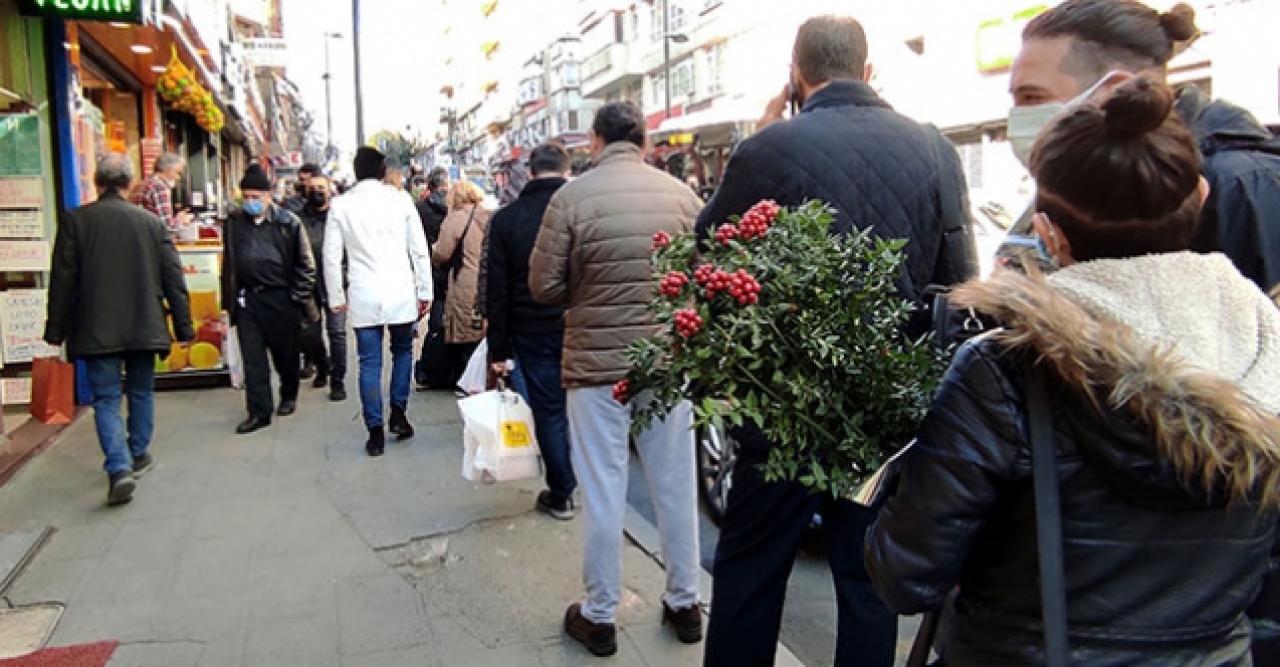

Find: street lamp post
322;31;343;159
661;0;689;123
352;0;365;146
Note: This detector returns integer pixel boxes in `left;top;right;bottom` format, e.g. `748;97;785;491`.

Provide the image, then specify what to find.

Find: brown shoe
564;603;617;657
662;601;703;644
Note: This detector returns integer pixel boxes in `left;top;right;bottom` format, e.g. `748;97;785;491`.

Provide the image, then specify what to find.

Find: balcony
581;42;643;99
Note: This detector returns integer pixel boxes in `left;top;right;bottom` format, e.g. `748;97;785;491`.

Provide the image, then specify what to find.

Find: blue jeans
513;332;575;503
354;322;414;429
83;352;156;476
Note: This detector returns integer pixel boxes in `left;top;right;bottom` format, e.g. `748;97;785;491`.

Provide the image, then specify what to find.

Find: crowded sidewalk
0;382;788;666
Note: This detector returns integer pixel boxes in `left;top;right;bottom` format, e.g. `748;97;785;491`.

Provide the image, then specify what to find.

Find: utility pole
352;0;365;146
323;32;342;159
663;0;671;121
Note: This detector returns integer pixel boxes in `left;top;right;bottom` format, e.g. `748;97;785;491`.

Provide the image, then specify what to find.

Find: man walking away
297;174;347;401
46;154;193;505
132;152;191;237
530;102;705;657
696;16;977;667
415;167;452;390
488;141;575;520
325;147;433;457
221;165;317;435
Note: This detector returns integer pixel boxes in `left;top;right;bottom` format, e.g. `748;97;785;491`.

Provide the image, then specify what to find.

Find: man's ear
863;62;875;83
1197;175;1211;206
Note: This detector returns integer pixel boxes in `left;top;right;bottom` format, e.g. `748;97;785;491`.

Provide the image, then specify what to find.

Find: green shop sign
19;0;143;24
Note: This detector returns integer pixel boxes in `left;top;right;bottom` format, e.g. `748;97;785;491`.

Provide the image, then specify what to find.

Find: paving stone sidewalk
0;382;763;666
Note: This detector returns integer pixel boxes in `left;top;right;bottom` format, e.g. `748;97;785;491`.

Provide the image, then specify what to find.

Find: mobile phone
787;82;801;116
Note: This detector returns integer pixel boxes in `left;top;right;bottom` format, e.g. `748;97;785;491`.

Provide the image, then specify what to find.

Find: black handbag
906;367;1070;667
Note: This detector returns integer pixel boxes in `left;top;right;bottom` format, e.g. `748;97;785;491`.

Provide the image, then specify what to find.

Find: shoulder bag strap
450;206;477;280
1027;367;1070;667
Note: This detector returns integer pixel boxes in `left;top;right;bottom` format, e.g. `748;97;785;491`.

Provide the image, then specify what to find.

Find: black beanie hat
240;164;272;192
353;146;386;181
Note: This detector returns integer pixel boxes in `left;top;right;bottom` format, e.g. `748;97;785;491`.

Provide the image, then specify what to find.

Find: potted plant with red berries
618;200;946;499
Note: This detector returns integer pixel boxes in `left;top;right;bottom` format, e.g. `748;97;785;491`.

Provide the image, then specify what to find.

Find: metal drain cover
0;603;65;659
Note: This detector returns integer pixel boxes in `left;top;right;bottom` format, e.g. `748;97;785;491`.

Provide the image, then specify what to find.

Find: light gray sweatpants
566;385;700;625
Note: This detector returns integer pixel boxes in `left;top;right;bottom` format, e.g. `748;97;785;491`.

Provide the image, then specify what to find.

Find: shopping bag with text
458;389;541;483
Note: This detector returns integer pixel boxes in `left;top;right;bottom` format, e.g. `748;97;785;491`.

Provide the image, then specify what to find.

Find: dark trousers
513;332;575;503
704;444;896;667
301;306;347;384
238;289;301;420
446;341;479;388
414;297;449;388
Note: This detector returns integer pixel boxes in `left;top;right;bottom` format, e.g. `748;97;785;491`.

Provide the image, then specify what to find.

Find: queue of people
42;1;1280;664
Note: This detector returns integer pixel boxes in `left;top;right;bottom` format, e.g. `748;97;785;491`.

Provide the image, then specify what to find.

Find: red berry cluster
674;308;704;338
739;199;781;240
651;231;672;251
659;271;689;297
612;379;630;404
702;269;732;298
715;223;740;247
726;269;761;305
693;263;716;287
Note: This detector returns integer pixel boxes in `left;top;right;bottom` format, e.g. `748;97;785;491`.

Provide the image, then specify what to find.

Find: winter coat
486;177;568;362
298;205;332;306
1178;85;1280;293
432;203;490;344
696;80;977;304
529;142;703;387
220;203;316;325
324;180;433;328
416;191;451;304
866;252;1280;667
45;190;193;356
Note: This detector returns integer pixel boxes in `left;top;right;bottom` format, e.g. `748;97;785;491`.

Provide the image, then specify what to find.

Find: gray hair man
45;153;193;506
133;151;192;235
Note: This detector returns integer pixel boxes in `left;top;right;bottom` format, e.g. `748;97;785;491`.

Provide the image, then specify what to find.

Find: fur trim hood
951;252;1280;510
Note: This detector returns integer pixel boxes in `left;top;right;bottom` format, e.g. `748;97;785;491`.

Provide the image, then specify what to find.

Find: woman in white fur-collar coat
867;76;1280;667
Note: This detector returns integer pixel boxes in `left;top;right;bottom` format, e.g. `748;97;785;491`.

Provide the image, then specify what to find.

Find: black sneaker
564;603;617;657
388;406;414;441
276;400;297;417
131;453;154;476
366;426;385;457
536;491;575;521
236;416;271;434
312;370;328;389
661;601;703;644
107;472;136;506
329;382;347;402
299;363;316;380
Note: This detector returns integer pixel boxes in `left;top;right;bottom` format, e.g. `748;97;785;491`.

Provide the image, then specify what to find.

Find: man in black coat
221;165;316;434
45;154;194;506
414;167;452;389
697;16;977;667
297;174;347;401
486;142;575;519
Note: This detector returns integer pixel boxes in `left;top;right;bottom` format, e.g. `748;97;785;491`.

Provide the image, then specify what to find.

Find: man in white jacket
324;147;433;456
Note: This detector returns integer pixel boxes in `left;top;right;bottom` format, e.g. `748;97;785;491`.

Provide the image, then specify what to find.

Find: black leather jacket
867;267;1279;667
221;204;315;323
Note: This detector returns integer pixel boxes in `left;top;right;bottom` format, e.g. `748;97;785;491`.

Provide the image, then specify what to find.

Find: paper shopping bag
30;356;75;425
457;389;541;483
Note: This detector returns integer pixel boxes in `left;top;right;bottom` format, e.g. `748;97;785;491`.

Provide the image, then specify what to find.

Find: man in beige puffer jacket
530;101;705;657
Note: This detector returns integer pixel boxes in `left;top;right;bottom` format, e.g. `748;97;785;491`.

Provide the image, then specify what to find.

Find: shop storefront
43;3;233;386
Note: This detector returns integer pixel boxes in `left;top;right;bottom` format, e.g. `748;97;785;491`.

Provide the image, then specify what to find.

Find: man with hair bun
1010;0;1280;292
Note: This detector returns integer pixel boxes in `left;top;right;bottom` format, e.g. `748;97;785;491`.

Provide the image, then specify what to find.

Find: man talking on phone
697;15;977;667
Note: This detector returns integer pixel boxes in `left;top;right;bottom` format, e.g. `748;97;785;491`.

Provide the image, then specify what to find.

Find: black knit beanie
240;164;272;192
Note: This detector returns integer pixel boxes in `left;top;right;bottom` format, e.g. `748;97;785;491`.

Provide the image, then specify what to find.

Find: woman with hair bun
867;76;1280;666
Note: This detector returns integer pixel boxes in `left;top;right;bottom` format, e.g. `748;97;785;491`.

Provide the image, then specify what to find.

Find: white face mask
1007;70;1128;168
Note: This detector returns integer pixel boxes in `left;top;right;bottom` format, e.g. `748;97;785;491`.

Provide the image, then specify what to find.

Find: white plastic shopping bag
458;389;542;483
224;326;245;390
457;338;489;395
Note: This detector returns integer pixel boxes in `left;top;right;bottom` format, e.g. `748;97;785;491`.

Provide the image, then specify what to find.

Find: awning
655;100;758;135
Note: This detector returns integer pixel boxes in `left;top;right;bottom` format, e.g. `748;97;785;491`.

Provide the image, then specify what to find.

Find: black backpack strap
1027;367;1070;667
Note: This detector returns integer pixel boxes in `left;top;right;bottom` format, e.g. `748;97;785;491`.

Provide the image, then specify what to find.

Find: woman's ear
1197;175;1211;207
1031;211;1074;267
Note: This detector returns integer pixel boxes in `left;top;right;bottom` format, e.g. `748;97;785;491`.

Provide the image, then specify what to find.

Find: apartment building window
650;2;686;40
560;62;580;87
672;61;695;99
705;43;724;96
630;8;640;42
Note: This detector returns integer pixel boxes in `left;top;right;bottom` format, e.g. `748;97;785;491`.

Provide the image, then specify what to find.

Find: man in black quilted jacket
698;16;977;667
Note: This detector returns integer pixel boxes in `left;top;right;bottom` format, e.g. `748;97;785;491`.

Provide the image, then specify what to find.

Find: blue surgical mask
242;199;266;217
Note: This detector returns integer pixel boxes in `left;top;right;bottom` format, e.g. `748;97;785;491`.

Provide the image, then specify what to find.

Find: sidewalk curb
623;507;806;667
